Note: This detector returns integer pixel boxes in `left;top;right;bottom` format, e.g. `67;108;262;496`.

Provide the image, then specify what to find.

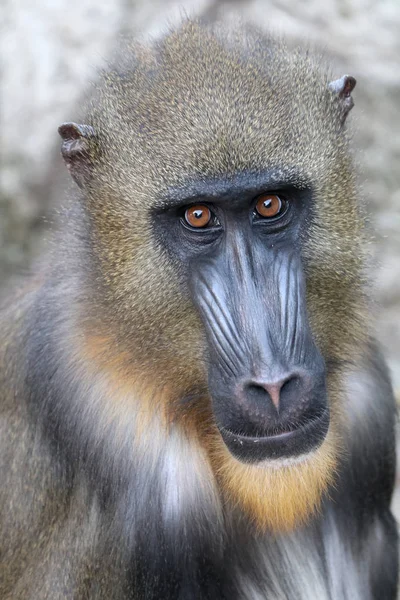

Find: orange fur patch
76;332;167;432
76;329;340;533
208;427;339;533
77;331;210;437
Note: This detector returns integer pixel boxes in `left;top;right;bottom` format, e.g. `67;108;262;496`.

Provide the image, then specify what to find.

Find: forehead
93;23;341;189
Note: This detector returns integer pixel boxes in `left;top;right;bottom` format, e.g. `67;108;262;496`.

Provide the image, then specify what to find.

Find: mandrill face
61;22;365;531
156;174;330;465
153;170;342;532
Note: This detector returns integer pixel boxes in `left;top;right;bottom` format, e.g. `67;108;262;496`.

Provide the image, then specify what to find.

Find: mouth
218;408;330;464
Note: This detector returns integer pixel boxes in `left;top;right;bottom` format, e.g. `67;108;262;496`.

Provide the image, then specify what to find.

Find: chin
208;424;338;533
218;408;330;464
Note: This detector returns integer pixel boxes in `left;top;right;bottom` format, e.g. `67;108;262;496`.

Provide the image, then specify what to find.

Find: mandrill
0;19;398;600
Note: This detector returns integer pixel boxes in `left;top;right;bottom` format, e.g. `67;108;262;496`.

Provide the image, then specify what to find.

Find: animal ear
58;122;97;188
328;75;356;125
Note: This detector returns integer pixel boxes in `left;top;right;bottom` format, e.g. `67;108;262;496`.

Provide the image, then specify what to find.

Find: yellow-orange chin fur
79;331;339;535
208;427;338;533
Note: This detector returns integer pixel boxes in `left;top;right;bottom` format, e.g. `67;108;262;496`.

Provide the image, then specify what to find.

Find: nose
242;374;303;415
233;369;325;438
220;368;329;462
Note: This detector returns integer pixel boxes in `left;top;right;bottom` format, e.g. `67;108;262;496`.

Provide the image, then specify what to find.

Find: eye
255;194;286;219
184;205;212;228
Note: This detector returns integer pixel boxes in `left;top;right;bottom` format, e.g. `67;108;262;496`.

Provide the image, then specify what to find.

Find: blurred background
1;0;399;477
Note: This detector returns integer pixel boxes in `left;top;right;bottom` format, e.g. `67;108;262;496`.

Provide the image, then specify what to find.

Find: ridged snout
192;246;329;462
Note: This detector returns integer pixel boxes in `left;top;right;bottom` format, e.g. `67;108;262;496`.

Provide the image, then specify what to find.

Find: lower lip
218;409;330;463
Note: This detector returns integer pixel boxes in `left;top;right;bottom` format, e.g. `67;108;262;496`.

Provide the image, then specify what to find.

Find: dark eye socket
254;194;287;220
183;204;219;229
180;195;288;232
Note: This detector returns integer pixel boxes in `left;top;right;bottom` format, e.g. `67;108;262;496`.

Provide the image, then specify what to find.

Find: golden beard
79;329;340;534
207;425;339;533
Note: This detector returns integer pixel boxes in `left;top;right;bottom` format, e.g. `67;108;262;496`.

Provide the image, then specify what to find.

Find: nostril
245;383;273;404
232;370;327;439
280;375;302;403
243;374;303;414
243;381;282;414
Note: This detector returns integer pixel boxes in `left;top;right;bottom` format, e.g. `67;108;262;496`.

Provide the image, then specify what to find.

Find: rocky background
1;3;399;413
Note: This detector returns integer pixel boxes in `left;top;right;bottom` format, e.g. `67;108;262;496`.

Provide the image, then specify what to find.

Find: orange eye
255;194;284;219
185;205;212;228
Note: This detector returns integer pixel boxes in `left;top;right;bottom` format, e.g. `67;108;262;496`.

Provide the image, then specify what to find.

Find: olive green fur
84;20;367;371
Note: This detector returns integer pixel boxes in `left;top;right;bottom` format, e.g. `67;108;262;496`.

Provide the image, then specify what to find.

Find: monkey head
59;22;363;531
